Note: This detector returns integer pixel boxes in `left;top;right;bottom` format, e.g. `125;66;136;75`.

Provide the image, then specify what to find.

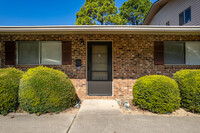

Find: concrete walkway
1;100;200;133
69;99;200;133
0;113;75;133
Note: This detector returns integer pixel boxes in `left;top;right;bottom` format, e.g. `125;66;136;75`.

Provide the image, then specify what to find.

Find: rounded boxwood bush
19;66;76;114
174;70;200;113
0;68;24;115
133;75;181;114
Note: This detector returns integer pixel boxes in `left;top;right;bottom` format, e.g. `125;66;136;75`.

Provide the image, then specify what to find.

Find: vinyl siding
149;0;200;26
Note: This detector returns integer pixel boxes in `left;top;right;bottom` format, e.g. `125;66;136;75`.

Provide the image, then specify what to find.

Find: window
18;41;62;65
164;41;200;65
164;42;185;64
18;41;39;64
179;7;191;26
40;41;62;65
185;7;191;23
185;42;200;65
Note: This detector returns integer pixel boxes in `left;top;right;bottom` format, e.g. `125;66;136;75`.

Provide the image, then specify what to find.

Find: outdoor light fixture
80;39;84;46
76;59;82;69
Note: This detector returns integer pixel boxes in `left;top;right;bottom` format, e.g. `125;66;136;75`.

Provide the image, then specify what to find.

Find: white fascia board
0;25;199;34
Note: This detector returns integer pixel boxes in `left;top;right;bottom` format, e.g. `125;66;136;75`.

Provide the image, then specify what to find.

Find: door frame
86;40;113;96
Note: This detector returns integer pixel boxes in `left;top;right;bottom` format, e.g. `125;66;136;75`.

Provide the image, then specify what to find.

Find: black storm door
87;41;112;96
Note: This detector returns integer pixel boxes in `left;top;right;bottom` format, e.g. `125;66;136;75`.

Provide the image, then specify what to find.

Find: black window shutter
154;41;164;65
62;41;72;65
179;12;184;26
5;41;16;65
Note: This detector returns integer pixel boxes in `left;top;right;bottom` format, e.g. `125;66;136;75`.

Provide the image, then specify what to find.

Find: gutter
0;25;199;35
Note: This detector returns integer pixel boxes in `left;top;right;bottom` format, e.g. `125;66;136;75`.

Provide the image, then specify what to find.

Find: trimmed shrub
174;70;200;113
19;66;76;114
0;68;24;115
133;75;180;114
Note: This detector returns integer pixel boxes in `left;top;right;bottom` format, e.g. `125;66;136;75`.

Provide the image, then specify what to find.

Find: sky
0;0;157;26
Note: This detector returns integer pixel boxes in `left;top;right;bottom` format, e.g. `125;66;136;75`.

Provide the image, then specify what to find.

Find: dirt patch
60;107;79;114
14;107;79;116
122;105;200;116
118;100;200;116
170;108;198;116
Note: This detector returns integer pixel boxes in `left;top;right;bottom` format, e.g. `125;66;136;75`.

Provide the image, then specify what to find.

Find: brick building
0;25;200;100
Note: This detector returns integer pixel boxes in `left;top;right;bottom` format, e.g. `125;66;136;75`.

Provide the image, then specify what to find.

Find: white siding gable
150;0;200;25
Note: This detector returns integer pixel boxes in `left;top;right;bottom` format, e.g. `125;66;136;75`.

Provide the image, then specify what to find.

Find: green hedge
174;70;200;113
0;68;24;115
19;66;76;114
133;75;181;114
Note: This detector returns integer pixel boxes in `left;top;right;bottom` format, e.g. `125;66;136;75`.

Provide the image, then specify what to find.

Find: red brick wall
0;34;200;100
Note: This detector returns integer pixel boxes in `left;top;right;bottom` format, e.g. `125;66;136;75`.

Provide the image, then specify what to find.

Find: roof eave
0;25;199;35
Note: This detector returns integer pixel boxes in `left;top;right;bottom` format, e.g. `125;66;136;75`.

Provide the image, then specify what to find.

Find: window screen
41;41;62;65
92;45;108;80
18;41;39;64
164;42;185;64
186;42;200;65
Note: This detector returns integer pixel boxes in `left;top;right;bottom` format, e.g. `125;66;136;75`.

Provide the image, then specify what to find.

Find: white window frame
16;41;62;65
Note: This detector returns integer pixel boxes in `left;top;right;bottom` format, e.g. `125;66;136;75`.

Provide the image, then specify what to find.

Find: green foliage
0;68;24;115
119;0;152;25
19;66;76;115
133;75;180;114
76;0;125;25
105;14;128;25
174;70;200;113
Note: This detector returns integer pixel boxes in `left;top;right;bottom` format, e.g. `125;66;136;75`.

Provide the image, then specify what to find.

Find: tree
76;0;124;25
119;0;152;25
105;14;127;25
